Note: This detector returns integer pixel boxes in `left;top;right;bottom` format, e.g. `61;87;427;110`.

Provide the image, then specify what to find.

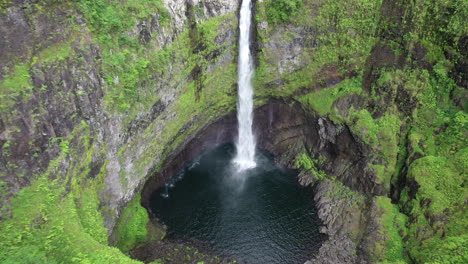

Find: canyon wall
0;0;466;263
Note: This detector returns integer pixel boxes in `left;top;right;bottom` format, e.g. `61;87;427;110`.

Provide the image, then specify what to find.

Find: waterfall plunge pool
148;143;324;264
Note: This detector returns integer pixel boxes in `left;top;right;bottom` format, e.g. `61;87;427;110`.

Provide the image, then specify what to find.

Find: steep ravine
140;99;386;263
0;0;466;264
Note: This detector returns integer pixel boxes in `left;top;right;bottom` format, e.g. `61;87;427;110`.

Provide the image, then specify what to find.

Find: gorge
0;0;466;264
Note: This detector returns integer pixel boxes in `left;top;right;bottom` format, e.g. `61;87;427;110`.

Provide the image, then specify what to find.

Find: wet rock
309;236;360;264
309;180;369;264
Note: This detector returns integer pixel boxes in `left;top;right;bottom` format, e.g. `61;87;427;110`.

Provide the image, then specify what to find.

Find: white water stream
234;0;256;171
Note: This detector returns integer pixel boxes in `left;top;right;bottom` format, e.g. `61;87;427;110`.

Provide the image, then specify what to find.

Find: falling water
234;0;256;171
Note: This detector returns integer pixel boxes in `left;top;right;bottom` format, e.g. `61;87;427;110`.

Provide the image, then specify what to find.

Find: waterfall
233;0;256;171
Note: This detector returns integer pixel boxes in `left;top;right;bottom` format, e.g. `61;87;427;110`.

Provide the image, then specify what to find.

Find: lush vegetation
77;0;169;111
0;0;466;263
260;0;467;262
295;152;326;181
1;1;239;263
266;0;303;24
255;0;383;97
374;197;407;262
113;194;164;252
0;64;33;112
0;122;141;263
298;76;362;118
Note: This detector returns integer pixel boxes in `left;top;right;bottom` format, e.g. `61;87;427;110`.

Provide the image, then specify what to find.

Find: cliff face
1;0;240;222
0;0;242;262
0;0;466;264
253;1;467;263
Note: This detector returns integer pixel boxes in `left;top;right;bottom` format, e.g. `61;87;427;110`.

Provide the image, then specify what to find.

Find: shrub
266;0;303;24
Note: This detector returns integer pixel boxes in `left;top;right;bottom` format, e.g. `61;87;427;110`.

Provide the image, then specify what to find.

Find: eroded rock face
0;0;242;229
311;180;369;264
0;2;103;200
159;0;239;42
260;24;317;75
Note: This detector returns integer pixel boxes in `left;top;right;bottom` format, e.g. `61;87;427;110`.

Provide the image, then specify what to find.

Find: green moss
33;41;74;65
378;261;406;264
265;0;303;24
77;0;169;112
349;110;401;186
113;194;161;252
0;122;142;264
299;77;362;117
0;64;33;112
375;197;407;262
326;179;364;206
408;152;466;215
0;0;10;11
295;152;326;180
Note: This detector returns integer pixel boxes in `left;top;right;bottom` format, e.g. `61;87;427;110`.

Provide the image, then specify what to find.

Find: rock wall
0;0;243;262
0;0;242;225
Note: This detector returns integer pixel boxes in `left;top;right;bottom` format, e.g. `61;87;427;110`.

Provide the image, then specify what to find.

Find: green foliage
78;0;168;42
59;140;70;154
402;148;467;263
0;123;142;264
422;235;468;264
378;261;406;264
77;0;169;111
313;0;382;71
375;197;407;262
34;41;74;64
350;110;401;185
295;152;326;180
299;77;362;117
255;0;383;98
410;0;468;53
409;68;466;156
0;180;10;218
50;137;71;155
0;171;141;263
113;194;156;252
0;64;33;112
266;0;303;24
407;151;466;215
0;0;11;12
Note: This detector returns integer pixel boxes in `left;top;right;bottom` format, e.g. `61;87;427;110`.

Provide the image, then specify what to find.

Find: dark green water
150;144;324;264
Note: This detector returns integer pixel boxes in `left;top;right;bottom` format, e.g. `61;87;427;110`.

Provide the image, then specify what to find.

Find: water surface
150;144;324;264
